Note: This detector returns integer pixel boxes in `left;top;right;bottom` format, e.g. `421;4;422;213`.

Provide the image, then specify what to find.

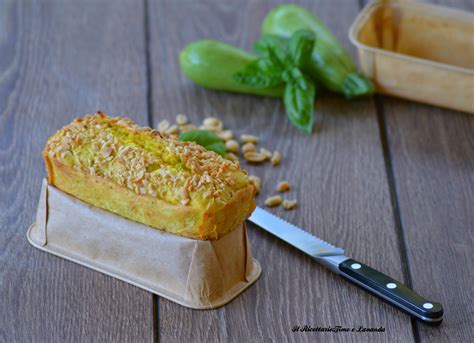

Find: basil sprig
233;30;316;134
284;76;315;134
179;129;226;156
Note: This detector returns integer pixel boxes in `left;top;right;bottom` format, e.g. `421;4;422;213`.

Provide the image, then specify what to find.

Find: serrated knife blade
248;206;344;257
247;206;444;325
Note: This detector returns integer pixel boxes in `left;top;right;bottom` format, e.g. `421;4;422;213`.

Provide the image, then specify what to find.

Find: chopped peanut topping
44;113;251;209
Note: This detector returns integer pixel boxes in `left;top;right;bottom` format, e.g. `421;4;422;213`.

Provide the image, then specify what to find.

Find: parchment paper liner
27;179;261;309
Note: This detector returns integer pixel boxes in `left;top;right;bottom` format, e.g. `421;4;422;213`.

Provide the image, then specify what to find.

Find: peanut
244;152;266;164
202;117;223;132
248;175;261;194
157;119;170;132
260;148;272;160
241;134;258;144
242;142;256;154
225;152;238;161
218;130;233;141
265;195;282;207
282;199;297;210
176;114;188;125
179;124;197;133
271;151;281;166
166;124;178;134
277;181;290;192
225;139;240;153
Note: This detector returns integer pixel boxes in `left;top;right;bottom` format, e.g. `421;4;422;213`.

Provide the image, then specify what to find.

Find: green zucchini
179;40;284;97
262;4;374;98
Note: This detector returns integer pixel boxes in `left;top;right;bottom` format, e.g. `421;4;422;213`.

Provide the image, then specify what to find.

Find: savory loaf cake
42;112;256;240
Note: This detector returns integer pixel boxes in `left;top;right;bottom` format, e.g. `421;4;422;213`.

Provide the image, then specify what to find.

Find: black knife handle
339;259;443;325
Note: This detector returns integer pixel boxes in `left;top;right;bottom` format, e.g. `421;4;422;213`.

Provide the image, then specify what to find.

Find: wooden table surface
1;0;472;342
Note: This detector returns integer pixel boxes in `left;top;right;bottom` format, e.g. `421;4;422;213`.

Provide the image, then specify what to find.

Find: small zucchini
179;40;284;97
262;4;374;98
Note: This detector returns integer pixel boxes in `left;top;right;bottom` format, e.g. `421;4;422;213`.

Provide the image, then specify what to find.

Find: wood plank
383;99;473;343
148;0;415;341
429;0;474;11
379;0;473;341
0;0;154;341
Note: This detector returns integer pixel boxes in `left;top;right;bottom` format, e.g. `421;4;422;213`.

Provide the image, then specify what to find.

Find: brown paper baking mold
27;179;261;309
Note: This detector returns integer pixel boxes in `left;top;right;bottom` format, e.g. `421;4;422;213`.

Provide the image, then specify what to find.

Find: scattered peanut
282;199;297;210
218;130;233;141
225;152;238;161
244;152;267;164
179;124;197;133
271;151;281;166
242;142;256;154
199;124;221;133
166;124;178;134
203;117;221;127
226;140;240;153
277;181;290;192
248;175;261;194
240;134;258;144
265;195;283;207
202;117;223;132
260;148;272;160
157;119;170;132
176;114;188;125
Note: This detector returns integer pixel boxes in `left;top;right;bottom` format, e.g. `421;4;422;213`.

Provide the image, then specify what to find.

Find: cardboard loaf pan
350;0;474;113
27;179;261;309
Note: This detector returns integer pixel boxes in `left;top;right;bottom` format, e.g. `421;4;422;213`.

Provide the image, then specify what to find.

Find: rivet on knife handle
338;259;443;325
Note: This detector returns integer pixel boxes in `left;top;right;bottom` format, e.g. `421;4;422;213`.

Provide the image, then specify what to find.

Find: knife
248;207;443;325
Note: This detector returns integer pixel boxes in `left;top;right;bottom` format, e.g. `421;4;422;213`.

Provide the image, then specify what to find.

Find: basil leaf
253;36;289;67
291;67;307;90
236;30;317;134
282;67;306;90
233;58;284;89
254;35;288;57
288;29;315;69
283;77;316;134
205;142;227;156
179;129;226;156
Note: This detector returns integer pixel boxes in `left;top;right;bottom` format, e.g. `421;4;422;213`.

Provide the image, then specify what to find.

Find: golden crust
42;113;256;240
